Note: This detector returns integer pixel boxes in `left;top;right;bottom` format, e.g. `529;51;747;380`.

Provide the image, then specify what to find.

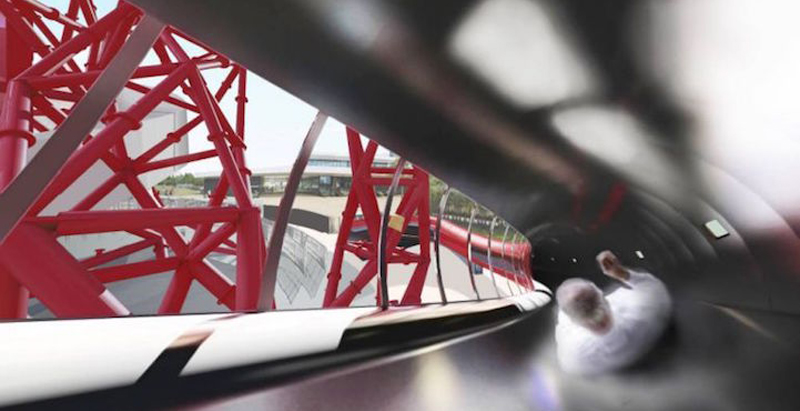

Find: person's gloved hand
596;250;630;282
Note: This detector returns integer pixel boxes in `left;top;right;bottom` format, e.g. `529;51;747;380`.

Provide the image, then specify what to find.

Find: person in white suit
554;250;672;375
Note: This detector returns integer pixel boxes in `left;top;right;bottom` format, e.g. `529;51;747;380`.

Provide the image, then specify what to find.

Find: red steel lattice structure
324;128;432;307
0;0;534;320
0;0;265;318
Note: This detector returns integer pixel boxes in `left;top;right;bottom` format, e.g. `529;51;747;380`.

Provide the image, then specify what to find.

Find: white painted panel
181;307;375;375
0;314;222;406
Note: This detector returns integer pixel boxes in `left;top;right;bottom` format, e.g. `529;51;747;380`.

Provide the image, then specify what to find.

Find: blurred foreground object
555;251;672;375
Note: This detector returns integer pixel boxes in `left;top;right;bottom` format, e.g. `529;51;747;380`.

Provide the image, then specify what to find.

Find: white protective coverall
555;271;672;375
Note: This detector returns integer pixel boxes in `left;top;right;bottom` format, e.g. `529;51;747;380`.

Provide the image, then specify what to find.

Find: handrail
500;224;515;295
378;158;407;310
465;204;481;300
487;216;500;298
434;187;451;304
259;111;328;310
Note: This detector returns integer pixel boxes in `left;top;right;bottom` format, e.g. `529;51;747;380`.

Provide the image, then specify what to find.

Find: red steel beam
80;237;160;269
91;256;180;283
0;223;129;317
35;207;240;235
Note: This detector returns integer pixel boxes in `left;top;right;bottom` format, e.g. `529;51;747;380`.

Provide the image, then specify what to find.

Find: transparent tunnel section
0;0;535;320
438;189;477;302
270;120;383;310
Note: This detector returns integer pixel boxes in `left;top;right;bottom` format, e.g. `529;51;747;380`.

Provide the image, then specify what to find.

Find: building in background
197;154;395;197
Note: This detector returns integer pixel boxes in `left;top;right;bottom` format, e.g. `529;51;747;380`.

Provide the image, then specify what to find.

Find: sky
44;0;391;174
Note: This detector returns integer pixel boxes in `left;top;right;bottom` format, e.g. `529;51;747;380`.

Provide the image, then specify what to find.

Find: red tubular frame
323;127;433;308
0;1;264;318
0;1;534;319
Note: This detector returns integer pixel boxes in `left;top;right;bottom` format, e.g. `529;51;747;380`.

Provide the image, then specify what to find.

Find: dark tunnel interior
57;0;800;408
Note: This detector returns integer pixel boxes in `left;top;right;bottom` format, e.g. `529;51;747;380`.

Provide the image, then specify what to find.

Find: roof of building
194;153;395;179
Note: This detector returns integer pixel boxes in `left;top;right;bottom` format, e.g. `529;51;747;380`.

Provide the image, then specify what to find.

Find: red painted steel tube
228;69;251;191
190;260;235;309
17;3;133;79
25;60;222;89
364;178;418;187
134;149;217;173
0;1;49;56
91;256;180;283
433;217;528;257
96;11;138;68
59;0;81;42
70;172;125;211
330;260;377;307
259;112;328;310
377;158;407;308
123;176;189;258
185;222;237;261
166;26;217;57
0;223;129;317
400;171;431;305
235;67;246;139
15;0;85;31
29;93;65;124
46;207;240;235
135;115;203;164
235;206;262;310
28;62;192;215
346;132;381;243
77;0;96;25
22;5;67;52
0;80;32;318
80;237;159;268
323;188;359;306
157;263;192;314
190;182;229;233
331;168;427;307
188;175;229;250
39;88;81;102
172;63;251;209
125;80;199;113
0;81;33;185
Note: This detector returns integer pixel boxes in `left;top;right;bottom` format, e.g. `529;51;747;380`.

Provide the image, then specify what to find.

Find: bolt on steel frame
0;0;534;320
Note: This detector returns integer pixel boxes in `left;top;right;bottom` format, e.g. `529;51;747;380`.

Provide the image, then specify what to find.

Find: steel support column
0;80;32;318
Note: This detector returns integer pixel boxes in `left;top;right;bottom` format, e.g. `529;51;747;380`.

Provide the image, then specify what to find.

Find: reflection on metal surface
465;205;481;300
378;158;407;309
260;112;328;311
511;233;523;295
415;351;460;411
500;224;514;296
487;216;500;298
449;0;594;108
434;187;451;304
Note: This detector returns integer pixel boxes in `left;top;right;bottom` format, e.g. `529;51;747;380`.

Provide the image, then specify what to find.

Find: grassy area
155;185;201;196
